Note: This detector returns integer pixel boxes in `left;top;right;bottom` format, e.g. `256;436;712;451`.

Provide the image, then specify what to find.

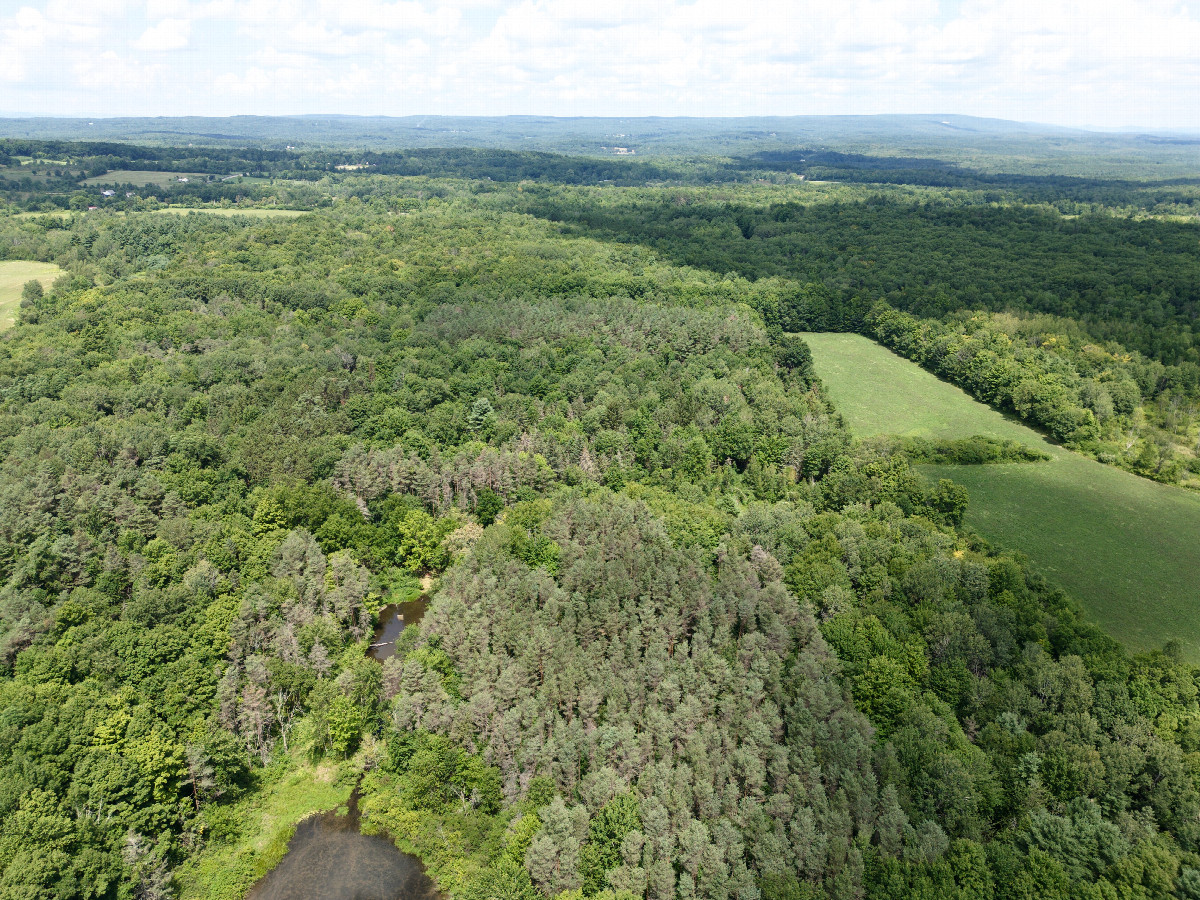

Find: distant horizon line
0;111;1196;135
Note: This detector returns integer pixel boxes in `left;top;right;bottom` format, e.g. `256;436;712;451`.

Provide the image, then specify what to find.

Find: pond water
246;791;439;900
367;596;428;663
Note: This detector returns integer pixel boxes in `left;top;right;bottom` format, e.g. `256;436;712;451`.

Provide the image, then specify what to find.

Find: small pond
246;791;439;900
367;596;429;663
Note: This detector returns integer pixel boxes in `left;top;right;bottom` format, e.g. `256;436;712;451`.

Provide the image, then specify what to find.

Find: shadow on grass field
802;332;1200;660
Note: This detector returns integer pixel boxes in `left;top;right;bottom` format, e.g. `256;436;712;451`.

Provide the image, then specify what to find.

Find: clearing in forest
148;207;309;217
0;260;64;331
82;170;213;187
801;332;1052;447
802;331;1200;660
10;208;309;220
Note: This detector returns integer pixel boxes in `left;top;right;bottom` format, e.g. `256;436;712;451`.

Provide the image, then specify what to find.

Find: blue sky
1;0;1198;129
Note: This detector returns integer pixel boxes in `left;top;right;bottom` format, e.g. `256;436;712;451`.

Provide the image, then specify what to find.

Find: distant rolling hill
2;114;1199;176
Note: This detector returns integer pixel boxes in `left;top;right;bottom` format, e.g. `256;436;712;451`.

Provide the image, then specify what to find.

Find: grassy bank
175;754;358;900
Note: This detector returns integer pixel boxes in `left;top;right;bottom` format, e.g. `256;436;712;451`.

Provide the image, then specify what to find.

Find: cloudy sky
1;0;1198;129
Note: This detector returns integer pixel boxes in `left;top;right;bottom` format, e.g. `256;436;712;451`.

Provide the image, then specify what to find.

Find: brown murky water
246;792;439;900
366;596;428;663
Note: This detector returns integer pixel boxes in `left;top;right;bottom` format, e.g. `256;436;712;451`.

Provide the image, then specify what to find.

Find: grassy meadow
802;332;1200;659
10;207;308;220
81;170;213;187
0;260;64;331
11;211;75;220
802;332;1053;448
149;207;309;218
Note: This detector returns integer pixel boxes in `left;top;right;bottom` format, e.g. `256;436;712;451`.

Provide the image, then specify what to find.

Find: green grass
10;211;74;219
82;170;212;187
802;332;1200;660
175;754;356;900
148;207;309;218
8;208;308;220
0;260;64;331
801;332;1051;448
0;165;65;182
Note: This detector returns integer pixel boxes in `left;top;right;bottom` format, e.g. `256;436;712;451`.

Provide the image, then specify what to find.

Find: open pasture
82;170;212;187
0;260;64;331
0;165;71;182
802;331;1200;659
801;331;1052;448
148;207;309;218
9;207;308;220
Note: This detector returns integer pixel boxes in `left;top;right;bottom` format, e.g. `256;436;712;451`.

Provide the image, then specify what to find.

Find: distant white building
101;190;115;197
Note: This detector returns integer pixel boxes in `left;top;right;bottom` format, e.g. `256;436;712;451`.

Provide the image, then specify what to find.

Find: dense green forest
510;186;1200;483
4;135;1200;213
1;142;1200;899
4;145;1196;484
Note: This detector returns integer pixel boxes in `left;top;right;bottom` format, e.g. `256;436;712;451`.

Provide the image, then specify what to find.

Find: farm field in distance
81;170;214;187
10;207;309;219
802;331;1200;659
148;207;309;217
0;260;64;331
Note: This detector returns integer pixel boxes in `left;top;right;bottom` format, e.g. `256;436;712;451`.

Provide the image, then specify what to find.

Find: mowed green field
801;332;1200;659
10;208;308;220
148;207;309;218
82;170;211;187
0;260;64;331
802;332;1053;448
11;211;74;220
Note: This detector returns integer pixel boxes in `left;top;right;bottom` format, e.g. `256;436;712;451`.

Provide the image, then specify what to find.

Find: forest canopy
0;140;1199;900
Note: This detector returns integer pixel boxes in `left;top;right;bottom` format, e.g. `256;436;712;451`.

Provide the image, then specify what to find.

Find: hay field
802;331;1200;659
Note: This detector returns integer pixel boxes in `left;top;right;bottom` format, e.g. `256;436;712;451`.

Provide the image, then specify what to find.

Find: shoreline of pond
244;780;441;900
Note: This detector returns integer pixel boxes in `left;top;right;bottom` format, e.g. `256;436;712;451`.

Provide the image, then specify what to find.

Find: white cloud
283;21;383;56
316;0;462;36
0;0;1197;126
43;0;135;26
133;17;192;50
73;50;167;91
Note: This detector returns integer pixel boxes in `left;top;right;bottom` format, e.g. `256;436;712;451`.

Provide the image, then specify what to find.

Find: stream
246;596;437;899
366;596;428;663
